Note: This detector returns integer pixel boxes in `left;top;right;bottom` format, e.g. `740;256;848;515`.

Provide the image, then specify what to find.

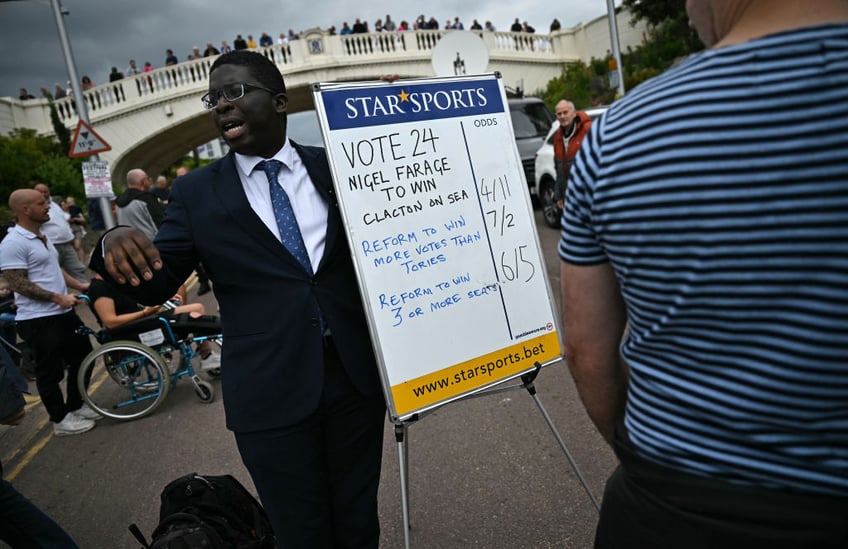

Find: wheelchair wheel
193;379;214;403
78;340;171;421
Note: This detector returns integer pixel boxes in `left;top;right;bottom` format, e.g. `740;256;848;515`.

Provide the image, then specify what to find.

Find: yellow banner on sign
391;331;561;417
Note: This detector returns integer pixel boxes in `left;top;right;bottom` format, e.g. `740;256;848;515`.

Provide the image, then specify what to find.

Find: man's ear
274;93;288;113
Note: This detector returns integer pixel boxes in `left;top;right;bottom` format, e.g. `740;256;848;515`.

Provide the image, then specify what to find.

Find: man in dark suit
92;50;386;548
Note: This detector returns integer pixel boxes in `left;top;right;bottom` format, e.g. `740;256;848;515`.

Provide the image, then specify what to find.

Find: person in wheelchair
0;276;34;381
0;277;18;354
87;274;220;371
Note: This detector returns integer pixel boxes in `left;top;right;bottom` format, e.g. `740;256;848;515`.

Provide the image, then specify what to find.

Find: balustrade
4;11;646;138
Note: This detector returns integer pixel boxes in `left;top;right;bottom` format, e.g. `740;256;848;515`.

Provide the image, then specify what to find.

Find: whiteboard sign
313;74;562;421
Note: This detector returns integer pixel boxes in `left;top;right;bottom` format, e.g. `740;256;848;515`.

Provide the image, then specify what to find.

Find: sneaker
200;352;221;372
53;413;95;436
73;404;103;421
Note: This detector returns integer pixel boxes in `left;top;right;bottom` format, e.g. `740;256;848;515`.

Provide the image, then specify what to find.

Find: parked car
532;106;608;228
508;97;555;193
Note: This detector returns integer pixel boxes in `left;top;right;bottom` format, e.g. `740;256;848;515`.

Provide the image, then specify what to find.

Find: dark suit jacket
94;143;382;433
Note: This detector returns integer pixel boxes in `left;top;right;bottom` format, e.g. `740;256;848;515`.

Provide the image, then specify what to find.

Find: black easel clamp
520;362;543;395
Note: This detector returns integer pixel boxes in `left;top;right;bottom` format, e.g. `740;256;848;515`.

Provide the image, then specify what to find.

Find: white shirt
0;225;70;320
233;139;328;272
41;198;75;245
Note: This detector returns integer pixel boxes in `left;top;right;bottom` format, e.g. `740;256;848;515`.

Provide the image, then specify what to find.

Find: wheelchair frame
75;295;222;421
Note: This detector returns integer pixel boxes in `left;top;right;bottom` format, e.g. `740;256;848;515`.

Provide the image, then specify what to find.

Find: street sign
81;160;113;198
69;120;111;158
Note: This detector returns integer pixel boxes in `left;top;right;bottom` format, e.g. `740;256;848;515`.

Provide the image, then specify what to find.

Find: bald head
9;188;50;229
126;169;151;190
9;189;41;213
33;183;50;200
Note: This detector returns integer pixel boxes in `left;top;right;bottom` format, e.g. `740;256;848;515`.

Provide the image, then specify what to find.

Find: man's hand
103;227;162;286
53;294;80;308
556;199;564;210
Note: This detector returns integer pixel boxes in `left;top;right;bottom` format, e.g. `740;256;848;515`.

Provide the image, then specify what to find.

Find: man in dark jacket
95;50;385;547
116;169;165;240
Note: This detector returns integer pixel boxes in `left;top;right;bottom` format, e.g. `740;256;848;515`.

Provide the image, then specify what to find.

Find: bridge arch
0;12;646;185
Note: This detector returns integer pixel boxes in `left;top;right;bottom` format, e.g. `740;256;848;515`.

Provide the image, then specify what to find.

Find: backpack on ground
128;472;275;549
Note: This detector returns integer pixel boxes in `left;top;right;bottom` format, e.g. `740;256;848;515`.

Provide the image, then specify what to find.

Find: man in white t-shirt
33;183;88;283
0;189;98;436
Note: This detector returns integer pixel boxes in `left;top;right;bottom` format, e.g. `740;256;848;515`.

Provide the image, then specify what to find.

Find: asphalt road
0;209;617;548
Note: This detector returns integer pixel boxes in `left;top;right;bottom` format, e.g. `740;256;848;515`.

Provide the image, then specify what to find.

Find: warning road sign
69;120;111;158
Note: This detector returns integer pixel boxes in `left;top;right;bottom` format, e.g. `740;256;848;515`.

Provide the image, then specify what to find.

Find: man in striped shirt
559;1;847;546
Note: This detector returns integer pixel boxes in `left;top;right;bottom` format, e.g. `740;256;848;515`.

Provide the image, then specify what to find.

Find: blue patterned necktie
257;159;313;275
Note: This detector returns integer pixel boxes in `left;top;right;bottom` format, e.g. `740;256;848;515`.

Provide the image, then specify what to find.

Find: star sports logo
323;79;504;129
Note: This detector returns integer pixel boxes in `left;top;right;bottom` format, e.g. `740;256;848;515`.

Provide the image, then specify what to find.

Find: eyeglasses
201;82;278;109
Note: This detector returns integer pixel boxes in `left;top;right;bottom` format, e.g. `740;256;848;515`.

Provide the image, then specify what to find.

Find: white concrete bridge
0;11;644;183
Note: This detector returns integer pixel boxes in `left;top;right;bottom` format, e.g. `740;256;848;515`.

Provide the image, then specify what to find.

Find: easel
392;362;600;549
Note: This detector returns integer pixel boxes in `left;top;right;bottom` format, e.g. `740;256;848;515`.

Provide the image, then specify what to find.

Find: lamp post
606;0;626;97
48;0;115;229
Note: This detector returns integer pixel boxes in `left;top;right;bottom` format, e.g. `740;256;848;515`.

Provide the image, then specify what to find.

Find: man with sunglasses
92;50;385;547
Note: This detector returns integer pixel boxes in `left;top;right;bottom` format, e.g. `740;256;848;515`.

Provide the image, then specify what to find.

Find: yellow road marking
3;362;111;479
5;430;53;482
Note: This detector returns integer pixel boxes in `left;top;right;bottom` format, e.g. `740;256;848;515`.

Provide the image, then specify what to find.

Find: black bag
129;473;275;549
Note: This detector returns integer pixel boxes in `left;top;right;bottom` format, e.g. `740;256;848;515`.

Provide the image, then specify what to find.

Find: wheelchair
75;295;223;421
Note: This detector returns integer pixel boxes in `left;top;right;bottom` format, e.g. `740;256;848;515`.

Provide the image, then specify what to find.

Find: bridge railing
334;29;556;58
45;29;558;122
3;9;650;138
4;27;575;136
52;57;217;122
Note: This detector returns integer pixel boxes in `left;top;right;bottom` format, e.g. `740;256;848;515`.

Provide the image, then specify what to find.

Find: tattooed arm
3;269;80;309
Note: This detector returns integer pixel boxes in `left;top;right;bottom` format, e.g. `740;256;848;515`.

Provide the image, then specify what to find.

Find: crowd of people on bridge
19;13;563;98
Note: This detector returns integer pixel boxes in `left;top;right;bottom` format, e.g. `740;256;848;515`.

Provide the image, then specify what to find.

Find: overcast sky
0;0;620;99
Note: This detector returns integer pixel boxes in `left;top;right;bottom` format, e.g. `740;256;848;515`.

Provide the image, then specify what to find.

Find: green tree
621;0;686;26
621;0;703;55
0;129;84;208
540;2;703;110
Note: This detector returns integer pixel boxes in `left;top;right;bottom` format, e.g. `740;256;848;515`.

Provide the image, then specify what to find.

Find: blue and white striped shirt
559;24;848;496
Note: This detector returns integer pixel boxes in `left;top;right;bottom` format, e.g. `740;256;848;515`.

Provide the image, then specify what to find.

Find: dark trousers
0;462;78;548
595;425;848;549
235;338;386;549
16;311;92;423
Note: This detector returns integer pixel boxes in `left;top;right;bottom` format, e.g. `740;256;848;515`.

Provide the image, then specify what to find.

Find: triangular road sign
69;120;111;158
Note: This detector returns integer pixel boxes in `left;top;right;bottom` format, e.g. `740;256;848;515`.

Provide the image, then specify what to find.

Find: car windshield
511;103;553;139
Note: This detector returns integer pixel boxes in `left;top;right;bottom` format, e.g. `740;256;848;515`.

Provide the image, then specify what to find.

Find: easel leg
522;364;601;512
395;423;412;549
